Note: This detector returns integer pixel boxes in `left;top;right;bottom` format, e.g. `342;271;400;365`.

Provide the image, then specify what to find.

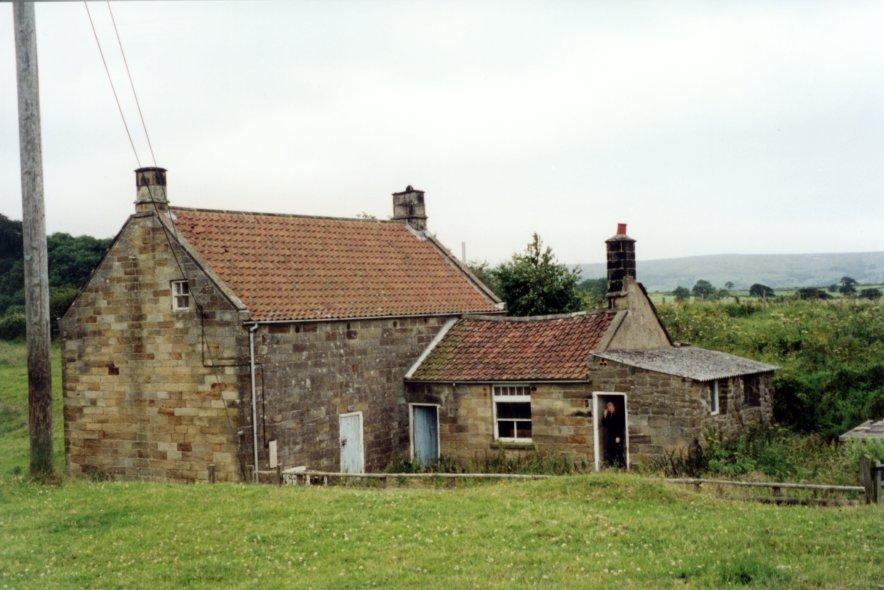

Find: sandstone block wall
250;315;451;472
406;382;596;464
406;362;774;468
60;213;247;482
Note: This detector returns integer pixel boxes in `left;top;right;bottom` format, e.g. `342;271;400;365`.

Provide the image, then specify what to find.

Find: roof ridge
171;206;396;224
463;310;614;322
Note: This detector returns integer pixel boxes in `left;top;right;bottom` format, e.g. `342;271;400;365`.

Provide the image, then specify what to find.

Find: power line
82;0;141;167
105;0;158;167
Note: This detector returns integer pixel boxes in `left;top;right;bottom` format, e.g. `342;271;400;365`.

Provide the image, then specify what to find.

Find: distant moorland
575;251;884;291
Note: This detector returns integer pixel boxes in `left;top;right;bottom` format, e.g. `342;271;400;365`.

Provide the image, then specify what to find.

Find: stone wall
250;315;452;472
405;362;774;468
405;382;596;465
604;279;671;350
60;212;247;482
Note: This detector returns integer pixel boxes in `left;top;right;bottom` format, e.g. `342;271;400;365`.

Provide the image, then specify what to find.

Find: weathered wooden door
339;412;364;473
412;405;439;466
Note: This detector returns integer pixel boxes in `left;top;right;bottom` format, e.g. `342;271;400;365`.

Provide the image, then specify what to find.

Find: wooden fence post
207;463;216;484
859;457;872;504
875;461;883;504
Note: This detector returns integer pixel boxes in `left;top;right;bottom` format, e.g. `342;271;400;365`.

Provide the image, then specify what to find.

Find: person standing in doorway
601;401;626;468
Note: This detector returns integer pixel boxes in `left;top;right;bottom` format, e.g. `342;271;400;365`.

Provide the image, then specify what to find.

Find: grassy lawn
0;341;881;588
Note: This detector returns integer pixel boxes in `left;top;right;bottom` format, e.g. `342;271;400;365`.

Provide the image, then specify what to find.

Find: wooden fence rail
667;477;868;506
242;461;883;505
277;469;548;488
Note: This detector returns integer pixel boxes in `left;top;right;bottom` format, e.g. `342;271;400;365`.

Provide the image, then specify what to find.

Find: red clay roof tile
170;208;499;322
409;312;616;382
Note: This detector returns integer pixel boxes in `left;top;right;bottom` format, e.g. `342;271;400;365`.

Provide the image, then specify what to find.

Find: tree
466;261;498;296
749;283;774;299
576;277;607;309
838;276;857;295
0;219;111;318
859;287;882;300
672;286;691;302
827;283;839;293
492;233;582;316
691;280;715;300
724;281;735;290
796;287;829;300
716;288;730;300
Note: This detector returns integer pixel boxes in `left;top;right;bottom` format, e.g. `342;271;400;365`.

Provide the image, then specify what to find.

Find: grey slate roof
839;419;884;442
593;346;778;382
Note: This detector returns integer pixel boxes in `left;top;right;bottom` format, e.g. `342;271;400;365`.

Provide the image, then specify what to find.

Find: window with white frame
171;280;190;311
708;380;720;415
492;384;532;442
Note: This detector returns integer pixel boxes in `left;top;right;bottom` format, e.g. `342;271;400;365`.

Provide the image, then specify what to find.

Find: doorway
592;392;630;471
410;404;440;467
339;411;364;473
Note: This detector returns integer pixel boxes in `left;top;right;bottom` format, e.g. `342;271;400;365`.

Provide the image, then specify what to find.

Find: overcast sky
1;1;883;265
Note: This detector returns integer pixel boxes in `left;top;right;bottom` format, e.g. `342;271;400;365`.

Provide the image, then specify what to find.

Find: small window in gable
171;280;190;311
708;380;720;415
492;385;532;442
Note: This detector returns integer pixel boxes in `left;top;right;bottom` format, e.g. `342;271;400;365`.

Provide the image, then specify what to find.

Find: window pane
496;401;531;419
516;421;532;439
497;420;515;439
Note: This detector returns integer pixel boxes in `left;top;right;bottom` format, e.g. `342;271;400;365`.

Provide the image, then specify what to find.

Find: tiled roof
170;208;499;322
407;312;617;382
593;347;778;381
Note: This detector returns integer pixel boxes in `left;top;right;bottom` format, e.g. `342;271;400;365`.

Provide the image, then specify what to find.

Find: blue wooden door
339;413;364;473
412;405;439;466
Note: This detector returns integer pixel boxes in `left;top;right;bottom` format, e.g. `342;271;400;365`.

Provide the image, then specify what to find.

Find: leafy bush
795;287;830;300
648;424;876;485
0;314;26;341
658;299;883;439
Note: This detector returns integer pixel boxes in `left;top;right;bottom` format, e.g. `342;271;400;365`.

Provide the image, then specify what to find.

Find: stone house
61;168;776;482
60;168;500;482
403;226;777;468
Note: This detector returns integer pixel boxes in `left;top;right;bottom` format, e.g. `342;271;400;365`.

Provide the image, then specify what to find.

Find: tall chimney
605;222;636;307
135;167;168;214
392;185;427;231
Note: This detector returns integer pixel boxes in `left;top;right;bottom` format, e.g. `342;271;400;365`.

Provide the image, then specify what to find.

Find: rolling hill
575;251;884;292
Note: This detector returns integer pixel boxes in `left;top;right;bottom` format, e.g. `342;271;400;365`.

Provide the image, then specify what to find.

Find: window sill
490;440;535;451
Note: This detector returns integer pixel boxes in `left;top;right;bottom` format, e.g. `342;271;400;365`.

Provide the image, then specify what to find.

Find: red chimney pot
617;223;627;235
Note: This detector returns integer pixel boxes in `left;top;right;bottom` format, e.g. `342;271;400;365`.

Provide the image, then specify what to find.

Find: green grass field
0;341;881;588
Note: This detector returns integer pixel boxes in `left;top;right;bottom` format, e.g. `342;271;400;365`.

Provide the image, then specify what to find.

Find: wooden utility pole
13;1;53;478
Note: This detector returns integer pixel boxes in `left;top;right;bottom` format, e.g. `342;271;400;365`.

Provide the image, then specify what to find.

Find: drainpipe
249;323;259;482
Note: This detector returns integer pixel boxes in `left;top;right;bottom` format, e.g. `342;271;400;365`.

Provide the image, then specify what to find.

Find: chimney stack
392;185;427;231
135;167;168;214
605;222;636;307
